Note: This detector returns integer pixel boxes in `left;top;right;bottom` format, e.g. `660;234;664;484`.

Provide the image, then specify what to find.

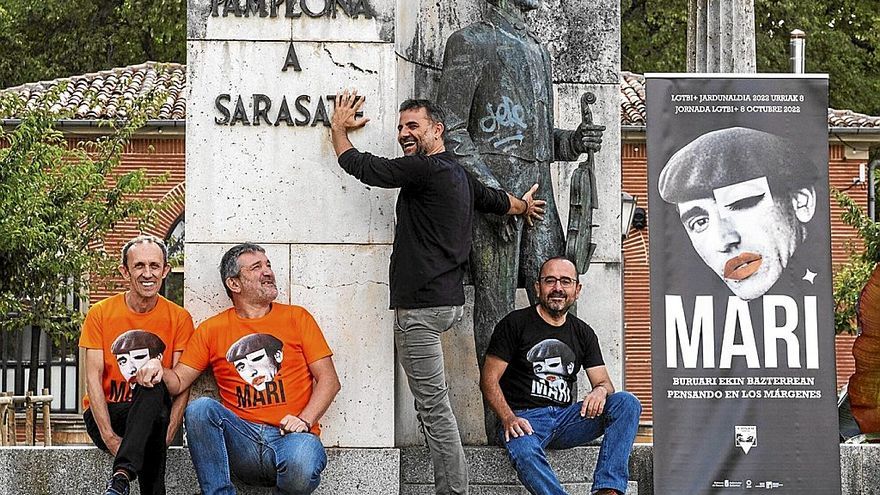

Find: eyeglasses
539;276;576;288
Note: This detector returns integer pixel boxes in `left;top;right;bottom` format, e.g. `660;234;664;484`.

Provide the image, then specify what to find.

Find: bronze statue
436;0;604;441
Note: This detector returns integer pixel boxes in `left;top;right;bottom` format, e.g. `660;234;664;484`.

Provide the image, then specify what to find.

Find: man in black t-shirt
329;90;545;494
481;257;641;495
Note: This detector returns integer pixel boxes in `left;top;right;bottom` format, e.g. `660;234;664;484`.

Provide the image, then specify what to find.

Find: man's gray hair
220;242;266;299
121;235;168;268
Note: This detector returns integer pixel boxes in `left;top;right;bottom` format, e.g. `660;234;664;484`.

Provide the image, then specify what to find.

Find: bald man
658;126;818;301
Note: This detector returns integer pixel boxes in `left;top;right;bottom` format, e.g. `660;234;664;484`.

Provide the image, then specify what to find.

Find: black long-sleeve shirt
338;148;510;308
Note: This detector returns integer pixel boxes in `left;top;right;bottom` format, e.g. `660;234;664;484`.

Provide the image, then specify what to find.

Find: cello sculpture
565;92;599;274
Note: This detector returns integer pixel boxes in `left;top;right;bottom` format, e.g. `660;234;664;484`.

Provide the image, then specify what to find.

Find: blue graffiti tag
479;96;527;151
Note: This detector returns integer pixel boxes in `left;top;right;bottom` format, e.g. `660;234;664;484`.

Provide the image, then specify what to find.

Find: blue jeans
185;398;327;495
500;392;641;495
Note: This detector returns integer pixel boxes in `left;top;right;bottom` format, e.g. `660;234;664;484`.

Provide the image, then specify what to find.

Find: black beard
538;298;572;318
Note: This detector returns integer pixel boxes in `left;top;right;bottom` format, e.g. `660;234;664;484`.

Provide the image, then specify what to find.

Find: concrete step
401;446;638;493
402;482;638;494
0;446;398;495
0;443;877;494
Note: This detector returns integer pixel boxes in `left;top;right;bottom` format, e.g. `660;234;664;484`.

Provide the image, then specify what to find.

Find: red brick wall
83;136;186;305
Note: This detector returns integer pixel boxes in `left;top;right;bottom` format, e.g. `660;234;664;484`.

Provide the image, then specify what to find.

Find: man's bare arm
582;364;615;418
480;354;532;442
84;349;123;455
165;351;190;445
136;357;201;396
279;356;341;434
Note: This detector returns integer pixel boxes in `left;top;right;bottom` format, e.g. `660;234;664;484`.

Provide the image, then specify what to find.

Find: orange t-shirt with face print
79;293;195;409
179;303;333;435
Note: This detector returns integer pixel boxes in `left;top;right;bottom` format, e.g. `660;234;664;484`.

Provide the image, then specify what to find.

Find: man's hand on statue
502;415;534;442
581;385;608;419
521;183;546;226
574;123;605;154
330;89;370;131
135;357;163;387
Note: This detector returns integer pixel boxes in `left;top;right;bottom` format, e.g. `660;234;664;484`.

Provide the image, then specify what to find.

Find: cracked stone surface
187;40;398;245
323;46;379;74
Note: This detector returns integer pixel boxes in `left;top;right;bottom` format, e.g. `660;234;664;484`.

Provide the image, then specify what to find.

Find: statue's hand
502;216;520;242
573;123;605;155
486;215;520;243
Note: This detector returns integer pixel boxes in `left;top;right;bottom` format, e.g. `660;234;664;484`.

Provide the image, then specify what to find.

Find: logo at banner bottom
735;425;757;454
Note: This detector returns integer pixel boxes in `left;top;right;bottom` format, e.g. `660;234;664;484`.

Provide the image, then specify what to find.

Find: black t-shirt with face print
486;305;604;410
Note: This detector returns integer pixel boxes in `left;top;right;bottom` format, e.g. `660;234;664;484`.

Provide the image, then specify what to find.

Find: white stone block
577;261;624;388
184;242;291;324
186;40;399;244
289;244;395;447
188;0;395;42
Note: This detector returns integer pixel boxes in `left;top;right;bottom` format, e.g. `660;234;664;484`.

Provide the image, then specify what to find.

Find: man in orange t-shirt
136;243;341;495
79;235;195;495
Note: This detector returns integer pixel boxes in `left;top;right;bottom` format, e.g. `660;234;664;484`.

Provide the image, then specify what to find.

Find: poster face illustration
226;333;284;392
647;75;840;494
111;329;166;388
528;338;576;403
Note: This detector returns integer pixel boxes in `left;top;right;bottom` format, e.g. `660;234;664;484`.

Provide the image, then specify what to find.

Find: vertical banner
648;75;840;494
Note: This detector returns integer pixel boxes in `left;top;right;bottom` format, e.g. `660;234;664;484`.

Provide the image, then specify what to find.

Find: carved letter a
282;43;302;72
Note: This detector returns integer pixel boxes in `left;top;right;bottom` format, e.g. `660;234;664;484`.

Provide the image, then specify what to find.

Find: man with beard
329;92;544;494
136;243;340;495
80;235;194;495
481;257;640;495
435;0;605;441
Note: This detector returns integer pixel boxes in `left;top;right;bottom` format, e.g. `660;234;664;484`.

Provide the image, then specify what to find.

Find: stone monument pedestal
186;0;624;451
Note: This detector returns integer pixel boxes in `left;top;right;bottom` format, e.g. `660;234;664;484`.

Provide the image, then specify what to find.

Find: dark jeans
84;382;172;495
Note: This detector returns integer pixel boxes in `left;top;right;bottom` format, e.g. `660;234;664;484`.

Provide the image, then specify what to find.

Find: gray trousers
395;305;467;495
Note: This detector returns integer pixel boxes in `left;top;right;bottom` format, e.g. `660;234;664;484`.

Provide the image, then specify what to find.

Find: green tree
622;0;880;115
0;0;185;89
0;84;165;342
621;0;688;73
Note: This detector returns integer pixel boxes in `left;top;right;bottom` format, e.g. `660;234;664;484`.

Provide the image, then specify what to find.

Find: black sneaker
104;472;130;495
